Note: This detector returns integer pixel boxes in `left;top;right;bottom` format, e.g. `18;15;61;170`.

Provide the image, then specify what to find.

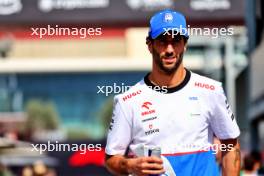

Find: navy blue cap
149;9;189;39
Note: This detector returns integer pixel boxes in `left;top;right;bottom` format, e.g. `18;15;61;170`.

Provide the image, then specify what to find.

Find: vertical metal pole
224;37;236;115
245;0;256;150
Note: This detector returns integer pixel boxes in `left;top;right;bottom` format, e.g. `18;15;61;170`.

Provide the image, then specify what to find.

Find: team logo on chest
141;101;156;116
140;101;160;135
140;101;158;122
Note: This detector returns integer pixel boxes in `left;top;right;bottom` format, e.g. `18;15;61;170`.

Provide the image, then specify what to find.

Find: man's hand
105;154;165;176
127;156;165;176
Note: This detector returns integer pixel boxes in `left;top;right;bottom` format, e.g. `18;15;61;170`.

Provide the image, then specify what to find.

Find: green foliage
25;99;60;131
67;128;90;140
98;96;114;137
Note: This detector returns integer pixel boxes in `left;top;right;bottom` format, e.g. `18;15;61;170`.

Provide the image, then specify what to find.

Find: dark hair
146;36;153;45
250;150;262;162
244;154;256;171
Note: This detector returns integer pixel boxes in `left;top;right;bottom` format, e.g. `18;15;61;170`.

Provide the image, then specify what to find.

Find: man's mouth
162;57;176;64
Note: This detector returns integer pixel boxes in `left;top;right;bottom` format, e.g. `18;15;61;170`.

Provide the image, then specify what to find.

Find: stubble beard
152;47;184;75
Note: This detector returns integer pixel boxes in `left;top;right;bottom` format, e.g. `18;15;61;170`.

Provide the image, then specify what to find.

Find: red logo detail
122;90;142;102
141;101;152;109
141;110;155;116
141;102;155;116
149;124;153;129
195;82;215;90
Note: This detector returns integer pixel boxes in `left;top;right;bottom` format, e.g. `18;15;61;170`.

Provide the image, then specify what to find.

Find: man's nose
165;43;174;55
165;43;174;53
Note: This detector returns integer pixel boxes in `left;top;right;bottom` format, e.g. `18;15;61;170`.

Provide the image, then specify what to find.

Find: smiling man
105;9;241;176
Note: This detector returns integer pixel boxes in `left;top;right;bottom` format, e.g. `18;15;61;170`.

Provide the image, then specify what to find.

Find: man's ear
146;37;153;53
148;42;153;53
184;43;187;52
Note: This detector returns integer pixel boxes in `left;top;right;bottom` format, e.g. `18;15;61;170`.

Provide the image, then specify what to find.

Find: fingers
141;162;163;170
141;156;163;164
142;169;166;175
129;156;165;176
136;157;165;174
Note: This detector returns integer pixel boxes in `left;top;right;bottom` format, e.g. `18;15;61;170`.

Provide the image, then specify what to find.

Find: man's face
148;33;186;75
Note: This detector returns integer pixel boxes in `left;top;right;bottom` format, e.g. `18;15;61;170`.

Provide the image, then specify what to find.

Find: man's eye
174;37;182;42
158;40;166;44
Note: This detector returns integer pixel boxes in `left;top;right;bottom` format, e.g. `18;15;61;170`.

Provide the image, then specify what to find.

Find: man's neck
149;65;186;88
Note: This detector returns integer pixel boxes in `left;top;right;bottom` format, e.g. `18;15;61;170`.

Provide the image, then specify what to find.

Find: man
105;9;241;176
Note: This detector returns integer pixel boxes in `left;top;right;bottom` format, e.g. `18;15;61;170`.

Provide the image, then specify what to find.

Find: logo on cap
164;12;173;22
